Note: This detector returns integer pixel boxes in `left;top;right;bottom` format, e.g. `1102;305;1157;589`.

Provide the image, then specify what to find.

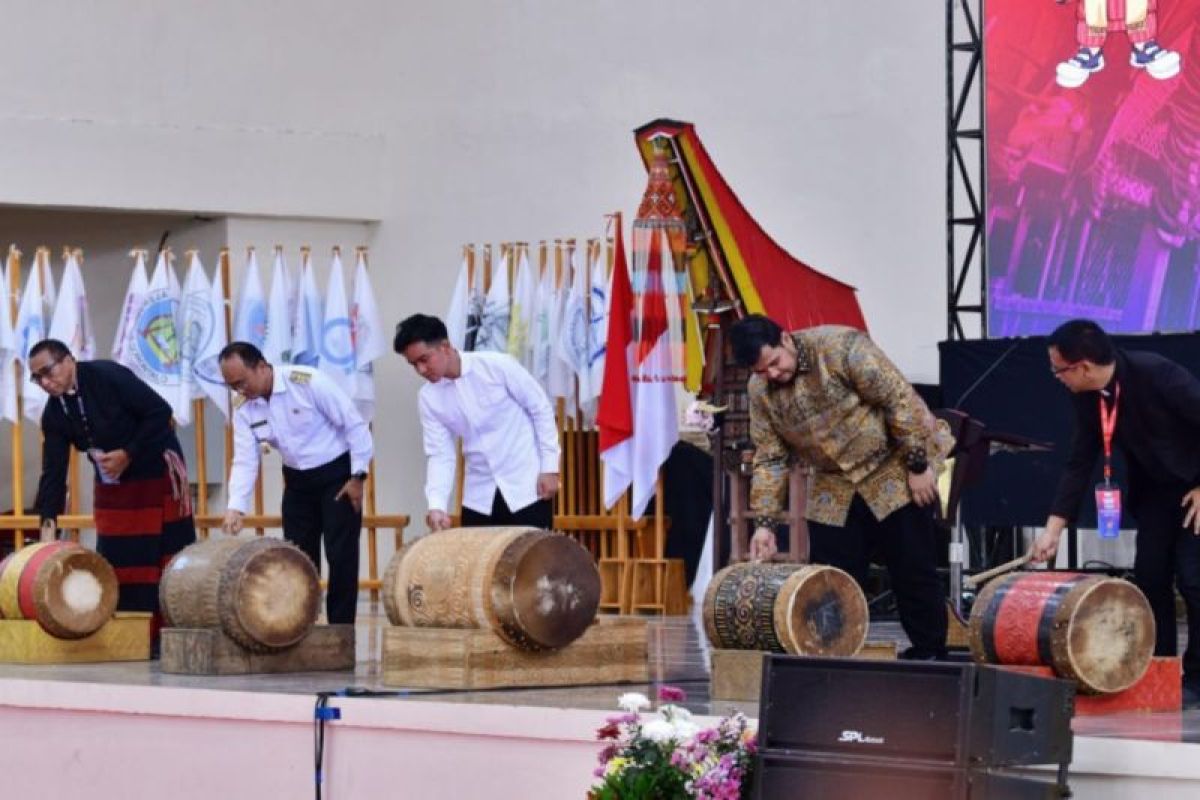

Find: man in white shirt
219;341;374;624
394;314;560;531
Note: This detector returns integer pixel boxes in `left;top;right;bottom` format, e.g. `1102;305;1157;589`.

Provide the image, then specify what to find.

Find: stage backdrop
985;0;1200;337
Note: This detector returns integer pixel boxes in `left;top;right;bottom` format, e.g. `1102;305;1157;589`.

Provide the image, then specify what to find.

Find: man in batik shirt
731;315;952;660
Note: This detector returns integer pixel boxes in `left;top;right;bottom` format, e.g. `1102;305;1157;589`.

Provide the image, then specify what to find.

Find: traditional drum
0;541;119;638
383;526;601;651
703;562;868;656
160;536;320;653
969;572;1155;694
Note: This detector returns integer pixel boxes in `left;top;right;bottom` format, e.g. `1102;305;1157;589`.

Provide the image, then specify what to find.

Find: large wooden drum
703;563;868;656
160;537;320;653
0;541;119;638
969;572;1155;694
383;526;601;651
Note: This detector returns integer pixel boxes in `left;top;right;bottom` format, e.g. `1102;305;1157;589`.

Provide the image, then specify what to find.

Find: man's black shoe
899;646;948;662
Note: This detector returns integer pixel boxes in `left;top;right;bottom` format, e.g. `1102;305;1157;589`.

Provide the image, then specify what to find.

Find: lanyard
59;391;97;450
1099;383;1120;485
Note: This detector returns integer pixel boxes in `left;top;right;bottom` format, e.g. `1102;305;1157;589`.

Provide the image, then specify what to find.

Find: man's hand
908;467;939;507
749;526;778;561
39;518;56;543
222;509;245;535
537;472;560;500
1029;515;1067;564
426;509;452;532
334;478;364;513
95;449;131;480
1183;488;1200;535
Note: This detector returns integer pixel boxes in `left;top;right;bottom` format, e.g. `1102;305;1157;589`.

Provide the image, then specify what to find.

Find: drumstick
963;553;1033;590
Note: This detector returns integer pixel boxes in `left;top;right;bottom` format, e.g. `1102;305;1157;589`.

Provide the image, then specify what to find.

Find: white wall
0;1;948;556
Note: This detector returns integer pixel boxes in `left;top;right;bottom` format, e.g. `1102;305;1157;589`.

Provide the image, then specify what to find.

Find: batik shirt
748;326;951;527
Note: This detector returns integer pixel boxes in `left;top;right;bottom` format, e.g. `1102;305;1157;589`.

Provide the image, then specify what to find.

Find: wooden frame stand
382;618;649;690
160;624;355;675
711;642;901;702
0;612;152;664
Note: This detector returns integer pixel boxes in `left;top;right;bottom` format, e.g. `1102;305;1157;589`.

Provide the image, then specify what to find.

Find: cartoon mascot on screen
1055;0;1181;88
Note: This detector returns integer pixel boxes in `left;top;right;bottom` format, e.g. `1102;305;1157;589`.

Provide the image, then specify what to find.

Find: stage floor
0;602;1196;745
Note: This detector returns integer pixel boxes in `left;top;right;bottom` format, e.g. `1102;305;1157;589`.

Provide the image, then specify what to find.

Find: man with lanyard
219;341;373;625
1031;319;1200;707
30;339;196;641
393;314;560;531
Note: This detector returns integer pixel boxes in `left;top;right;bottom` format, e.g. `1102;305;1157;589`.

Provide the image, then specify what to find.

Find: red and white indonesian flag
628;224;683;518
351;249;386;421
49;249;96;361
598;217;635;511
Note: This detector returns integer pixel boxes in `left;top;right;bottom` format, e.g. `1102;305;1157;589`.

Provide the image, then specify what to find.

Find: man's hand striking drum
749;526;778;561
221;509;245;535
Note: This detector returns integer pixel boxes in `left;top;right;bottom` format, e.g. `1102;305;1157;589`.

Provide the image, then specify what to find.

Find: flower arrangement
589;686;757;800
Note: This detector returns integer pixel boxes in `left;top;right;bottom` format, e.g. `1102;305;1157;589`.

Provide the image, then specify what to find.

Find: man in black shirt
1031;320;1200;705
30;339;196;640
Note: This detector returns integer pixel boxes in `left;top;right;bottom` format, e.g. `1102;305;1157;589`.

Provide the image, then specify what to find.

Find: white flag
262;248;293;364
547;246;577;404
15;254;50;421
583;247;608;408
233;248;267;350
113;251;150;365
0;253;18;422
444;256;470;351
351;250;386;422
555;245;592;401
178;252;230;419
40;255;57;322
291;249;323;367
530;254;554;389
508;248;537;368
49;250;96;361
127;251;186;423
474;250;510;353
318;249;356;398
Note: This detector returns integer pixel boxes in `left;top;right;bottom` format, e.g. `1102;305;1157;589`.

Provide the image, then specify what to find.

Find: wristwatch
351;471;368;482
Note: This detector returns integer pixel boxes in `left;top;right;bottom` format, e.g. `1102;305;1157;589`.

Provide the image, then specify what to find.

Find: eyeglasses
1050;361;1081;377
29;358;65;384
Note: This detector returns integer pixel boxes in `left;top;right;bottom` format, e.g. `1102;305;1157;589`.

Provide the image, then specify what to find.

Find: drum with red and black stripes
0;541;119;638
968;571;1155;694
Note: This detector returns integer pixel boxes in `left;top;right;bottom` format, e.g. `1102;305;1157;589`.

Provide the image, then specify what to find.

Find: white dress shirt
228;365;374;513
419;351;560;515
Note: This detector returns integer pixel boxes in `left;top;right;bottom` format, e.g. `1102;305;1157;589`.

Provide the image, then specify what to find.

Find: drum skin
703;562;868;656
382;526;601;651
969;572;1155;694
0;541;119;638
160;537;320;653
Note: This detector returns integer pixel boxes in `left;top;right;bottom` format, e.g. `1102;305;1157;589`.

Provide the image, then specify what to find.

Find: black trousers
460;490;553;529
1131;485;1200;686
281;453;361;624
808;495;947;656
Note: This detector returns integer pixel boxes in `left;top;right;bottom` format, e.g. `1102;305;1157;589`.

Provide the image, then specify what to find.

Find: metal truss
947;0;987;340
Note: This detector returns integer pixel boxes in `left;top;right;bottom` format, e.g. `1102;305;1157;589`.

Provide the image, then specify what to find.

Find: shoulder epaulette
232;394;247;410
289;370;313;386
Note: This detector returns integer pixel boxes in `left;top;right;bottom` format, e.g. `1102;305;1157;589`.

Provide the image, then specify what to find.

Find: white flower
673;719;701;741
617;692;650;713
640;718;679;743
659;704;692;722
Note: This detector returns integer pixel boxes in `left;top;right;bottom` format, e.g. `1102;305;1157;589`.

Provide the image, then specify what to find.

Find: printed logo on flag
133;289;181;382
180;290;223;385
322;317;354;372
19;315;44;356
245;302;268;347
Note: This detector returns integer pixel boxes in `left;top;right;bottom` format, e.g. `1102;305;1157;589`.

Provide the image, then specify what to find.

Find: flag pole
64;247;82;542
219;247;235;528
185;248;211;539
553;240;566;519
8;246;25;549
357;245;380;601
243;246;267;537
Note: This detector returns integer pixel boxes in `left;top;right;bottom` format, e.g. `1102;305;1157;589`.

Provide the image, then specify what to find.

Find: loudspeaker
756;754;1064;800
758;656;1074;768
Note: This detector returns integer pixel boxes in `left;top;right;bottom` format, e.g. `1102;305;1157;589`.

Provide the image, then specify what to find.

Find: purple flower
658;685;687;703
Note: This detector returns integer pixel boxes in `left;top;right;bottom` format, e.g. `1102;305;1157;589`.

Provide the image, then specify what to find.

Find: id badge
1095;483;1122;539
